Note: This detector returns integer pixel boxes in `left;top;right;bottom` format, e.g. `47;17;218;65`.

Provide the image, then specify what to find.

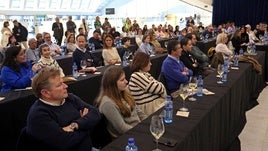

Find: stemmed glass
150;115;165;151
179;84;189;112
164;41;168;48
217;64;223;84
124;51;132;65
80;60;87;76
188;77;197;101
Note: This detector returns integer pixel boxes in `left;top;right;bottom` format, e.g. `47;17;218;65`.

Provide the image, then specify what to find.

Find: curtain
212;0;268;28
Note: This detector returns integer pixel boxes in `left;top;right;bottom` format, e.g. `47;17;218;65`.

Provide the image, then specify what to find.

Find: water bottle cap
128;138;134;143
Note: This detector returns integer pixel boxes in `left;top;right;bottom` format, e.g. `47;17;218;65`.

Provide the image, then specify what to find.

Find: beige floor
239;85;268;151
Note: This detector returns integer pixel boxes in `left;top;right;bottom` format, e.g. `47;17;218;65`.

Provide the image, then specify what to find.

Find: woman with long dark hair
1;46;38;92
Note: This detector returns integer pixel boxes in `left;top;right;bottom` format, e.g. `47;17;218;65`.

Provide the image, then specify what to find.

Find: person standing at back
25;68;101;150
52;17;64;46
66;16;76;35
94;16;102;34
12;20;28;49
79;18;89;39
1;21;12;47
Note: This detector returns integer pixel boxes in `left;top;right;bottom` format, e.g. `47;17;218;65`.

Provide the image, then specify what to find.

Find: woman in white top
38;44;65;77
102;34;121;66
135;28;143;46
215;33;233;57
1;21;12;47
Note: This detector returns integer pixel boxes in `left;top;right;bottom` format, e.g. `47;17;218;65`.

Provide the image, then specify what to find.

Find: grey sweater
98;95;147;138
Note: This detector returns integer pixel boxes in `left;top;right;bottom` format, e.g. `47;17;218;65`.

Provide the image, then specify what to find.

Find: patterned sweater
128;71;166;105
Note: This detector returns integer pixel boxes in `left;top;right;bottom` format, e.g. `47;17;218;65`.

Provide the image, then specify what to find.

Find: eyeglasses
44;36;51;39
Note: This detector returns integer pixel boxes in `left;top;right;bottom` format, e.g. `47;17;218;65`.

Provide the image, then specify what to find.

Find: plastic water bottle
164;95;173;124
125;138;138;151
239;48;244;56
233;54;239;67
72;62;78;78
122;54;128;67
252;44;256;54
222;64;228;82
91;43;95;51
197;75;203;97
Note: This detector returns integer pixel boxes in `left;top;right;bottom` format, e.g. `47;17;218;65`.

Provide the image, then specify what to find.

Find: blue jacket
161;56;193;93
1;61;32;93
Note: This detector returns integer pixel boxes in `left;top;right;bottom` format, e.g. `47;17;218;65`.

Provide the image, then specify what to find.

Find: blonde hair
216;33;227;45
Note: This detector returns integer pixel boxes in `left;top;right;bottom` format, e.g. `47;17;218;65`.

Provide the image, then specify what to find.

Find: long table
101;51;266;151
255;44;268;82
0;53;167;151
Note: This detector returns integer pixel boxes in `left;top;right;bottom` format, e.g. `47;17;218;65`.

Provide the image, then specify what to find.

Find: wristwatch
70;122;77;130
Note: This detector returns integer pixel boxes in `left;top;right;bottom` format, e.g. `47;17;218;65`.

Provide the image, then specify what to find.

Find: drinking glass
87;59;93;67
80;60;87;76
179;84;189;112
164;41;168;48
188;77;197;101
217;64;223;84
150;115;165;151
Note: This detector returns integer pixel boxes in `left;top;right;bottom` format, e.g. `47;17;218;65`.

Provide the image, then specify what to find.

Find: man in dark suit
52;17;64;46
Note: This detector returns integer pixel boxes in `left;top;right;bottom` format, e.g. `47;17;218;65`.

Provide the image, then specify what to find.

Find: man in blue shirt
161;40;193;93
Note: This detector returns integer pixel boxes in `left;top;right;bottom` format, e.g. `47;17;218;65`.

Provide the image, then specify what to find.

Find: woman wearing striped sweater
128;52;167;115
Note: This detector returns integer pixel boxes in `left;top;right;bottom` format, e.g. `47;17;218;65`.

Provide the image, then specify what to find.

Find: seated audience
117;37;132;61
128;52;166;115
161;40;193;93
88;30;103;50
240;26;249;45
38;44;65;77
231;29;246;53
245;24;259;43
180;37;201;76
66;33;76;54
135;28;143;46
36;33;44;48
97;66;147;139
185;33;209;69
216;33;233;56
149;33;166;54
1;46;38;92
43;32;61;57
102;34;121;66
73;34;100;70
6;35;20;47
25;38;39;63
26;68;101;150
139;34;155;55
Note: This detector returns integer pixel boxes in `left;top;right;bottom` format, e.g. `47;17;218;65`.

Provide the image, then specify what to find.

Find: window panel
25;0;37;9
50;0;61;9
71;0;80;9
61;0;71;9
39;0;50;9
0;0;10;9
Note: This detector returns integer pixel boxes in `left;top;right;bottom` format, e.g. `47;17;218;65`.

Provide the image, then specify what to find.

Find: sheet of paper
176;111;189;117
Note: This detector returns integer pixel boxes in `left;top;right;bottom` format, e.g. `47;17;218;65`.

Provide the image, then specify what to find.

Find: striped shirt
128;71;166;105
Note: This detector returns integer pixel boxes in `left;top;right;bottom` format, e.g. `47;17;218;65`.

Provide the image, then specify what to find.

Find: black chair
157;72;170;95
16;127;51;151
90;114;112;149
